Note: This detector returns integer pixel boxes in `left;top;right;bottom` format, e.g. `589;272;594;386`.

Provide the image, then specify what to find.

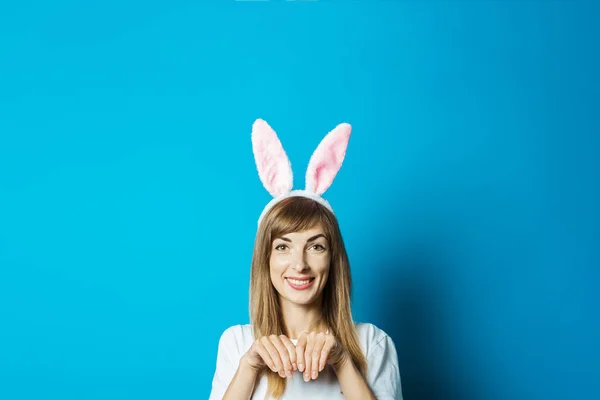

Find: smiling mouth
285;277;315;290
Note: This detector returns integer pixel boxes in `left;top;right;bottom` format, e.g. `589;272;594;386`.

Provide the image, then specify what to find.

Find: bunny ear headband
251;118;352;225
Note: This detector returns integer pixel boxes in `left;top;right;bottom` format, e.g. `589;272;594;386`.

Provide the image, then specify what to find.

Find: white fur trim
257;190;334;226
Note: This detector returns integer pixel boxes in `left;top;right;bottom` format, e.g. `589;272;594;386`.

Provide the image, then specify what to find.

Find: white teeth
287;278;312;285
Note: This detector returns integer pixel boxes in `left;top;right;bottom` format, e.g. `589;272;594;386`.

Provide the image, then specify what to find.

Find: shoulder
217;324;255;350
355;322;391;345
354;322;397;359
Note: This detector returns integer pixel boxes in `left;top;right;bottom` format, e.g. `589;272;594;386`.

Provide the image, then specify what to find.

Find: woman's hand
296;331;350;382
241;335;297;378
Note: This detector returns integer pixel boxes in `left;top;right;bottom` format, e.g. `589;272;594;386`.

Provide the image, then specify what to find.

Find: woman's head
250;196;352;321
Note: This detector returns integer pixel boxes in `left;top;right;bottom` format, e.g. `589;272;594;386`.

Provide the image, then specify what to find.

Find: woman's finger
296;333;307;373
261;337;284;376
319;336;336;371
311;333;326;380
253;340;276;372
303;334;315;382
279;335;298;371
269;335;293;377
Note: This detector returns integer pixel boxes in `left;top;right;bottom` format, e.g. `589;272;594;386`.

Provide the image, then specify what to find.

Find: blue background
0;1;598;399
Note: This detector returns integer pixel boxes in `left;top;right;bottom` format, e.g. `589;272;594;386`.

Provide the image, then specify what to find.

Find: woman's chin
283;290;319;306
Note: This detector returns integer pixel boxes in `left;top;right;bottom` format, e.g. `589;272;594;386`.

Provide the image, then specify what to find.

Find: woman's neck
279;297;328;339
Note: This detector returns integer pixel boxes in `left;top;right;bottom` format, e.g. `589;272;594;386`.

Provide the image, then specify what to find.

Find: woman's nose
292;262;307;272
291;252;307;271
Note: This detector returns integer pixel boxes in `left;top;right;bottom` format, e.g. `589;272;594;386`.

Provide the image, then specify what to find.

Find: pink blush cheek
269;257;289;291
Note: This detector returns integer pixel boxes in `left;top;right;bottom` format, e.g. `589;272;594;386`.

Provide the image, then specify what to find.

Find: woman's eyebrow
275;234;326;243
307;234;326;242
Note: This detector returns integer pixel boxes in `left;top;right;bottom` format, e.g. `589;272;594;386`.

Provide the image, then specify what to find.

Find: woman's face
269;224;331;306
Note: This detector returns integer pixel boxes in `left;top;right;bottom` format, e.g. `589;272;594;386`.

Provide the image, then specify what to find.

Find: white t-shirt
209;323;403;399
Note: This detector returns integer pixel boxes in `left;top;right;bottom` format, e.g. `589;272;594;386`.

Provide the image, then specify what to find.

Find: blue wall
0;1;598;399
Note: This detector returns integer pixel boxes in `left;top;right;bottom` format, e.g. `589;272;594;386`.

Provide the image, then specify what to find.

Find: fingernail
312;371;317;379
286;370;292;377
304;373;310;382
298;363;304;372
319;363;324;372
292;363;297;370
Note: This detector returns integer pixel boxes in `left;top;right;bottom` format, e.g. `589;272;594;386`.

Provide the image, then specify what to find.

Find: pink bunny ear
251;119;293;197
305;123;352;195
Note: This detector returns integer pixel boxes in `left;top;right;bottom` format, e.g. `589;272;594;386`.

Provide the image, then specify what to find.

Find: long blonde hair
249;196;367;399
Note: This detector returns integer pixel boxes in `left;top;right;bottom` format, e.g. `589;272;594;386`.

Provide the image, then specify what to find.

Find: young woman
209;120;403;399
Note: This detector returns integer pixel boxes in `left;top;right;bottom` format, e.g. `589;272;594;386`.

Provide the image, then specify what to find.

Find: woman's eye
275;244;288;251
311;244;326;251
